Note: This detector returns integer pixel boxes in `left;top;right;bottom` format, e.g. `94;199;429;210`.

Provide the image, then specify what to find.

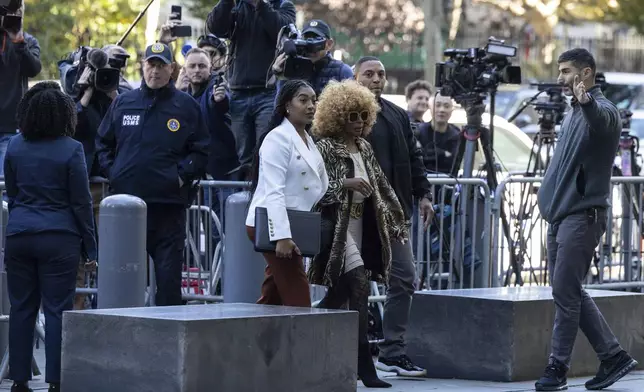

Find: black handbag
254;207;321;258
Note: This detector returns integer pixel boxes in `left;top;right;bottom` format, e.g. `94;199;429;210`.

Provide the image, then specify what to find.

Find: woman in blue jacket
6;82;97;392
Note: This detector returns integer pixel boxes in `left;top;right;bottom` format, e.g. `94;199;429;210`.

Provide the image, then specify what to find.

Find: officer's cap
144;43;174;65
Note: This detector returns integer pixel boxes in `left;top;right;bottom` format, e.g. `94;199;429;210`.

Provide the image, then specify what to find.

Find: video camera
0;0;21;32
71;46;123;94
276;24;327;79
435;37;522;105
529;83;568;130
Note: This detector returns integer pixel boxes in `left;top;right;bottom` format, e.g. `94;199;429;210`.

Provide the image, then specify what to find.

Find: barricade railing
412;177;492;290
492;175;644;289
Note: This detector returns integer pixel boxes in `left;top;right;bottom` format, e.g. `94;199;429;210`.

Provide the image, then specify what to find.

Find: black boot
349;267;391;389
11;382;32;392
358;341;391;388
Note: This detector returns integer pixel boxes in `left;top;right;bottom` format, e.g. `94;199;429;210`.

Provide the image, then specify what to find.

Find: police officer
96;43;210;306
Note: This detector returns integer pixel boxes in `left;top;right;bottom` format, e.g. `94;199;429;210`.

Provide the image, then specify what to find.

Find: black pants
147;204;186;306
547;209;622;367
6;232;80;383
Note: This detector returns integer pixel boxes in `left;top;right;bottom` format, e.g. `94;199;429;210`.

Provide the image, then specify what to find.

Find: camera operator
535;48;637;391
270;19;353;97
207;0;296;177
102;44;133;92
0;1;41;172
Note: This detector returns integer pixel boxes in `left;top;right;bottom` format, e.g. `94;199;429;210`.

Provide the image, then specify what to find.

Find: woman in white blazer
246;80;329;307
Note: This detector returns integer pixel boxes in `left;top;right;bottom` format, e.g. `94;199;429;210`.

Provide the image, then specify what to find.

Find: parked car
602;72;644;110
383;94;539;173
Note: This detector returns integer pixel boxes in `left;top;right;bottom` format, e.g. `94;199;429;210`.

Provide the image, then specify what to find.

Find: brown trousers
246;226;311;307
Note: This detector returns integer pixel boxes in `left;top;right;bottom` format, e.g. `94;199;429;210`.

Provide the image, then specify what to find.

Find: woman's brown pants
246;226;311;307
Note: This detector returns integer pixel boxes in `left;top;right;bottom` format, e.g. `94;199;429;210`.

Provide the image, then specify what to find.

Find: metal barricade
182;180;250;303
412;177;493;291
492;174;644;289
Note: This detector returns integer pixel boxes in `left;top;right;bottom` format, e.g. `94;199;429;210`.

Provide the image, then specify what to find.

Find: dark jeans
547;209;622;367
147;204;186;306
7;232;81;383
229;89;275;168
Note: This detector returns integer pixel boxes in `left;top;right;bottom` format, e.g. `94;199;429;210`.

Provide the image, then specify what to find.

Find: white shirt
246;118;329;241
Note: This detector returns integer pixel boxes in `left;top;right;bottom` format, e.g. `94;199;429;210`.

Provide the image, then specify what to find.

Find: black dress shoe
11;382;32;392
48;382;61;391
535;360;568;391
585;350;638;390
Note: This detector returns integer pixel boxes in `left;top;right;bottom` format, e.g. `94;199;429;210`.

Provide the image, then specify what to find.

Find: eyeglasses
348;111;369;123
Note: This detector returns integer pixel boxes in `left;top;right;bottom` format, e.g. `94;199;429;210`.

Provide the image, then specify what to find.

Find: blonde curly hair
312;79;380;138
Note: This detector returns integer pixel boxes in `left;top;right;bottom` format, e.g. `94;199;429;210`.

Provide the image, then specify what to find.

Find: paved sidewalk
3;348;643;391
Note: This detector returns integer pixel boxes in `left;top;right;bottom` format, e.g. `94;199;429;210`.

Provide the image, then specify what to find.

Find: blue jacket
3;135;97;260
275;54;353;100
207;0;295;90
191;76;239;179
96;83;210;206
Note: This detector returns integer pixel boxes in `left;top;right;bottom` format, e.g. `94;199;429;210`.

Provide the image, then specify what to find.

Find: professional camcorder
0;0;22;32
529;83;568;129
435;37;522;104
72;46;123;93
596;72;633;130
276;24;326;79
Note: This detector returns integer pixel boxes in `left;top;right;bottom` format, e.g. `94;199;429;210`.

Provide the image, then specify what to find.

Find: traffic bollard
97;195;147;309
222;192;266;303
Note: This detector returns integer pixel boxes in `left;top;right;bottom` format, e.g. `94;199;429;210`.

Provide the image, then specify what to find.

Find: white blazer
246;118;329;241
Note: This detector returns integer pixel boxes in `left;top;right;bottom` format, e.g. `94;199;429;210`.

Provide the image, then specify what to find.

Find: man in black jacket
354;56;433;377
207;0;295;176
0;3;41;173
96;43;210;306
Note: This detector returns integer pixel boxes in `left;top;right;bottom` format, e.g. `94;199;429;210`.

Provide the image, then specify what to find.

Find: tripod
449;99;524;286
509;114;557;286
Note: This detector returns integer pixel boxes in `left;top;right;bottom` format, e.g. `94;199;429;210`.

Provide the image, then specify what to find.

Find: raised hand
573;74;590;104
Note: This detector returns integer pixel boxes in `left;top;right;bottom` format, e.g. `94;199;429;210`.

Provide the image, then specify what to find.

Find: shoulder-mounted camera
0;0;22;32
276;23;327;79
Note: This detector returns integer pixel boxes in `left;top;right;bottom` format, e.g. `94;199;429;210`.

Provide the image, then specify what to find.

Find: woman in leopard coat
310;80;408;388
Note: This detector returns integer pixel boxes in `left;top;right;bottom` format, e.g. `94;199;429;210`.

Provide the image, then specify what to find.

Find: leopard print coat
308;136;409;287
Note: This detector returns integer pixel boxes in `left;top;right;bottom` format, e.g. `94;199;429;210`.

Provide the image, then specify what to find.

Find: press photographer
207;0;295;176
59;46;128;176
0;0;41;171
270;20;353;96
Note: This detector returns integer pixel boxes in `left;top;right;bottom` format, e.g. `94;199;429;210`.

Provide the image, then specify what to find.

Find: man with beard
183;47;238;258
535;48;638;391
354;56;433;377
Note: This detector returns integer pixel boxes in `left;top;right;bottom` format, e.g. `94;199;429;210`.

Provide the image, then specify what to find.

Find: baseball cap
144;42;174;64
302;20;331;39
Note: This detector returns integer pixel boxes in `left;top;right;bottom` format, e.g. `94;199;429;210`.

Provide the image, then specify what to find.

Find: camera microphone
87;48;109;70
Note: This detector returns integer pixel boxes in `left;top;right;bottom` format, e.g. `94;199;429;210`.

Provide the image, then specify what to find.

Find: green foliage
23;0;147;81
606;0;644;35
188;0;220;21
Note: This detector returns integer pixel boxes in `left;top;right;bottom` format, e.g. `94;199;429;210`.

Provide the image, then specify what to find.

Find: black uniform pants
6;232;80;383
147;204;186;306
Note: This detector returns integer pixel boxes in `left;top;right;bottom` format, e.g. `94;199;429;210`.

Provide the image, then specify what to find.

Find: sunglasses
348;111;369;123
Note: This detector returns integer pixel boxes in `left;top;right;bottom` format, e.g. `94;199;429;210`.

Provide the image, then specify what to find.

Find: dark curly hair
249;79;314;194
17;82;77;141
